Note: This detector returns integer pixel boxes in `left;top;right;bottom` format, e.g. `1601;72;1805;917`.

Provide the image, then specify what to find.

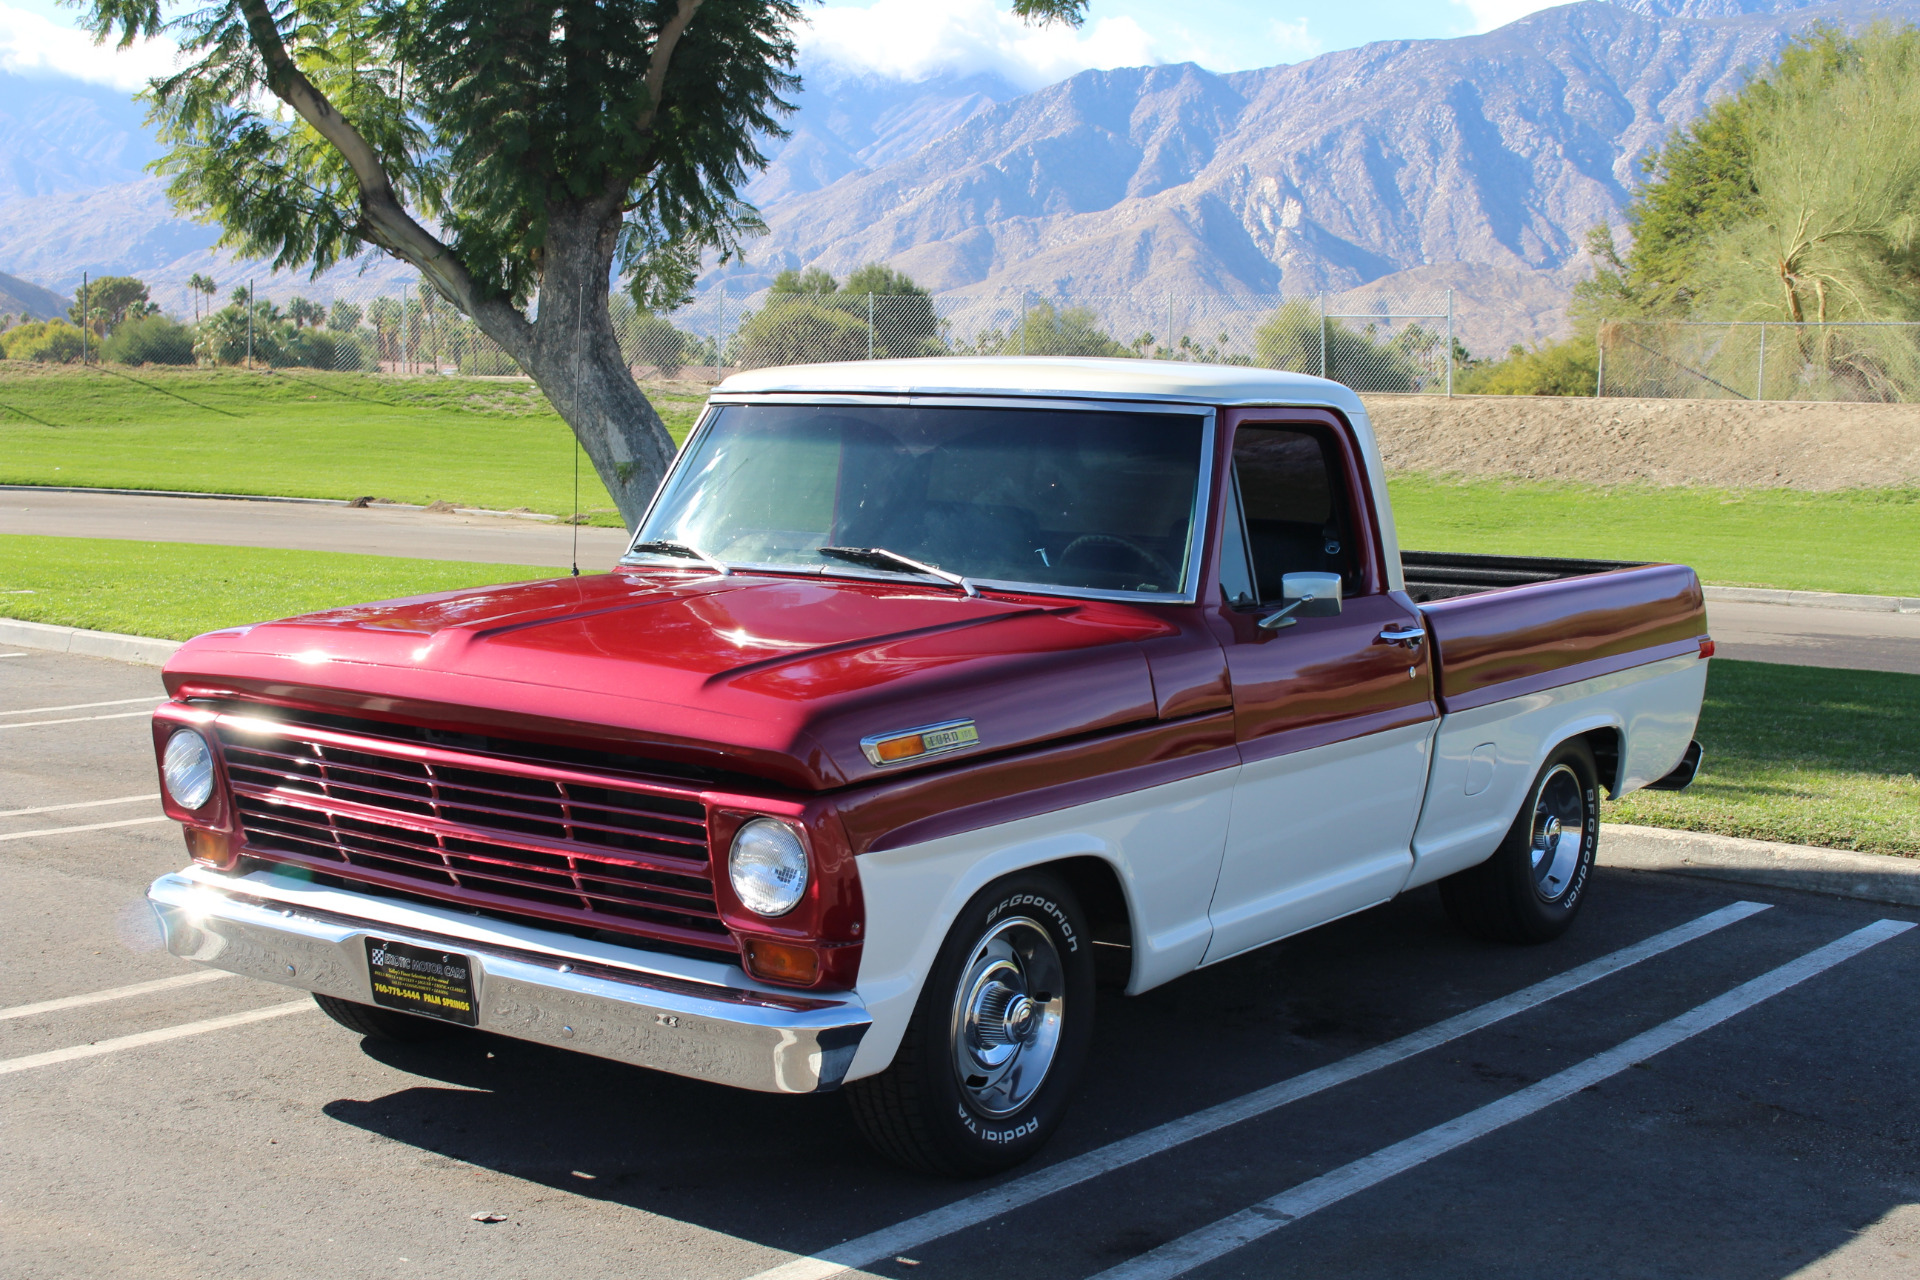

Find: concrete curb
1602;823;1920;909
0;618;182;666
1701;585;1920;614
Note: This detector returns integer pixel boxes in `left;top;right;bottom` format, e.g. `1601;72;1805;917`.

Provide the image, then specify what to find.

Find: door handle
1378;625;1425;647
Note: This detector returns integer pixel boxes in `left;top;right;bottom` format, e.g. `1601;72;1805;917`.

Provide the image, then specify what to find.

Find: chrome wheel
1529;763;1587;902
949;916;1066;1117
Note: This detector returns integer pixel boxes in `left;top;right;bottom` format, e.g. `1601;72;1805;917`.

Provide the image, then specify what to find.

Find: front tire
846;871;1095;1176
1440;738;1600;944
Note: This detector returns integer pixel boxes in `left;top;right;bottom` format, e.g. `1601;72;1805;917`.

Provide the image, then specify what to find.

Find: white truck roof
709;356;1404;593
715;356;1369;415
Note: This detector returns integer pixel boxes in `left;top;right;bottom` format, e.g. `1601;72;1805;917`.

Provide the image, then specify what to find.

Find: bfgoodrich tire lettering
1440;738;1601;945
846;870;1095;1176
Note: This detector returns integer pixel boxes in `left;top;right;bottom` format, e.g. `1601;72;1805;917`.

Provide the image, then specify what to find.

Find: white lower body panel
847;765;1237;1081
1407;654;1708;891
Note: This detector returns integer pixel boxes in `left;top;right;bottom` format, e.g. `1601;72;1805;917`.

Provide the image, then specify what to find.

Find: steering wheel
1059;534;1179;586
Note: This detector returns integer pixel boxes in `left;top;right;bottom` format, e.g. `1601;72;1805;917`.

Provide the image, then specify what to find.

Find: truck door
1202;412;1438;964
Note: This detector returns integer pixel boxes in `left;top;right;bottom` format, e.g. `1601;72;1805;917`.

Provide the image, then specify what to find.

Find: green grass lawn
5;364;1918;595
0;534;564;640
1390;475;1920;597
0;363;703;525
1609;660;1920;856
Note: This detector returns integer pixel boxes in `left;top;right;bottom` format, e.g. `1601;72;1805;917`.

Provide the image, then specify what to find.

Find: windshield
630;403;1207;596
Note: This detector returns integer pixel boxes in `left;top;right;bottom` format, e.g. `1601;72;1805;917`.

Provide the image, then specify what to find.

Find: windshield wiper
817;546;981;598
629;539;732;576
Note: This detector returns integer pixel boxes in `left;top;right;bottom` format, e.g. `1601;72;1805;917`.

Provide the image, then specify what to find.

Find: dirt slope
1362;395;1920;489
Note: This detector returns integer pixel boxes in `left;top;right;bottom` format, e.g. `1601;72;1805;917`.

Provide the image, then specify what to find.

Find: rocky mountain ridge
711;0;1920;350
2;0;1915;350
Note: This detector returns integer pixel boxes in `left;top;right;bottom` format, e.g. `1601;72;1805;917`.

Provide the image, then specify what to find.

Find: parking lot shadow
315;888;1585;1260
317;878;1920;1277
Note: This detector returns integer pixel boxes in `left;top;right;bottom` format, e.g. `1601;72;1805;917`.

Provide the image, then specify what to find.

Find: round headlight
162;728;215;810
728;818;809;917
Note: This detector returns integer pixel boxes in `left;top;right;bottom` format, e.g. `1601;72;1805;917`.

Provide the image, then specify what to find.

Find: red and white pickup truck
147;359;1708;1175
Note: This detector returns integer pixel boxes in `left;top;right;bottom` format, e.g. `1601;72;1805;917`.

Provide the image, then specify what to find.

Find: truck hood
163;570;1178;791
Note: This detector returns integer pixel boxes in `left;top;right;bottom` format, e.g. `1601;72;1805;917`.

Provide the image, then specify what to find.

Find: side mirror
1257;572;1344;630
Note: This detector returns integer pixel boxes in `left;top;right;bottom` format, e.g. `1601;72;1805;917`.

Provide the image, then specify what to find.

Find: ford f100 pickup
147;358;1708;1175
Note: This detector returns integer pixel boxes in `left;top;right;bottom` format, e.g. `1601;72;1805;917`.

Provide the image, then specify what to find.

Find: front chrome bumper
147;867;870;1093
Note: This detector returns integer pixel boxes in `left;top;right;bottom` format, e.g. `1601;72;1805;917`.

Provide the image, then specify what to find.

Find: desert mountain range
1;0;1915;350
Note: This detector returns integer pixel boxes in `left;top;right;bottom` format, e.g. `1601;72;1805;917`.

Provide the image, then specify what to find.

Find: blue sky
0;0;1567;90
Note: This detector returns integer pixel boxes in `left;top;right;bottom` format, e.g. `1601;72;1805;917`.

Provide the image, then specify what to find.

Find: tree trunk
464;204;679;533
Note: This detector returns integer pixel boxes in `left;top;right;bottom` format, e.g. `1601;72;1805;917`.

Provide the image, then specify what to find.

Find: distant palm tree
187;273;217;322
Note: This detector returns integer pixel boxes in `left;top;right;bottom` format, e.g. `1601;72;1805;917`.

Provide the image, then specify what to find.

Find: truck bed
1401;551;1646;603
1403;551;1709;714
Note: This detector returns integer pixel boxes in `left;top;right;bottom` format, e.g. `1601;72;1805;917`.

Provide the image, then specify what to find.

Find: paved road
4;649;1918;1279
1;488;631;572
5;490;1919;672
1711;600;1920;676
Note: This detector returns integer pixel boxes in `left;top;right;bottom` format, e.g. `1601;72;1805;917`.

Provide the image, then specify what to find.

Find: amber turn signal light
873;735;925;763
183;826;233;869
742;938;820;986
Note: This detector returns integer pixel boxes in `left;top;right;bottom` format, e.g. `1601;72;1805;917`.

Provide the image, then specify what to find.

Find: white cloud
1454;1;1564;32
1267;18;1324;63
0;2;178;91
797;0;1170;90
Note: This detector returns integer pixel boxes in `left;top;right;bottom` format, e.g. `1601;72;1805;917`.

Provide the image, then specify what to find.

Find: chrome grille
214;713;731;953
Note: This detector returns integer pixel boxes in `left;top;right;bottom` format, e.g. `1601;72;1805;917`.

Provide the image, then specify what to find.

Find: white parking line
1;696;164;717
0;816;170;842
0;793;160;819
0;970;233;1021
1091;918;1916;1280
0;652;25;658
0;710;158;730
0;999;314;1078
745;900;1771;1280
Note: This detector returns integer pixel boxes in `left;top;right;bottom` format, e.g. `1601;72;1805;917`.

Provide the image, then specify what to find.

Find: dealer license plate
365;938;478;1026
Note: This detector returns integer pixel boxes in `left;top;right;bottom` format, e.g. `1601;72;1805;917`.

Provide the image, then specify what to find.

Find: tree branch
595;0;706;212
232;0;530;351
639;0;706;134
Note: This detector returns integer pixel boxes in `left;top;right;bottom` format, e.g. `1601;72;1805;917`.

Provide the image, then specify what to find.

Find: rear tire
313;993;464;1042
1440;738;1600;944
846;870;1095;1177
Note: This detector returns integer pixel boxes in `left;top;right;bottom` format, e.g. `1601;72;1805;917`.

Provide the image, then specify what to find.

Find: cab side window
1230;426;1361;604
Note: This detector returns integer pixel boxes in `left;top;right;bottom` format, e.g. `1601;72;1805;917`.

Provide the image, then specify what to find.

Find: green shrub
284;328;343;369
621;309;691;376
1253;302;1421;391
99;315;196;365
193;307;286;366
1455;337;1599;396
3;319;88;363
733;297;870;368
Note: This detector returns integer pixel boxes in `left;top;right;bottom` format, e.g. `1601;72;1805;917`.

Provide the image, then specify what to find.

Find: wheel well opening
1047;855;1133;988
1583;727;1623;798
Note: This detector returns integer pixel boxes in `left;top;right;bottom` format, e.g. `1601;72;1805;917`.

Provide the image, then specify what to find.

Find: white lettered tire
845;870;1096;1176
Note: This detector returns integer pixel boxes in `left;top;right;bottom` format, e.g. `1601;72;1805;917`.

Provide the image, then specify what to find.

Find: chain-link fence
160;277;1462;394
1598;319;1920;402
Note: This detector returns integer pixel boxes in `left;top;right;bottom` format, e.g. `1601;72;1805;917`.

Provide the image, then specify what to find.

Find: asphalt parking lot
4;648;1918;1280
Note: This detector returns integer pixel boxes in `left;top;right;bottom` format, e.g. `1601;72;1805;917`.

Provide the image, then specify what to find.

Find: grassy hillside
0;535;562;640
1609;660;1919;856
0;363;703;522
1389;476;1920;597
4;364;1918;595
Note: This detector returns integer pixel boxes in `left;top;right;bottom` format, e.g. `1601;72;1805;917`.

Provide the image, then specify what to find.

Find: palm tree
187;273;217;322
